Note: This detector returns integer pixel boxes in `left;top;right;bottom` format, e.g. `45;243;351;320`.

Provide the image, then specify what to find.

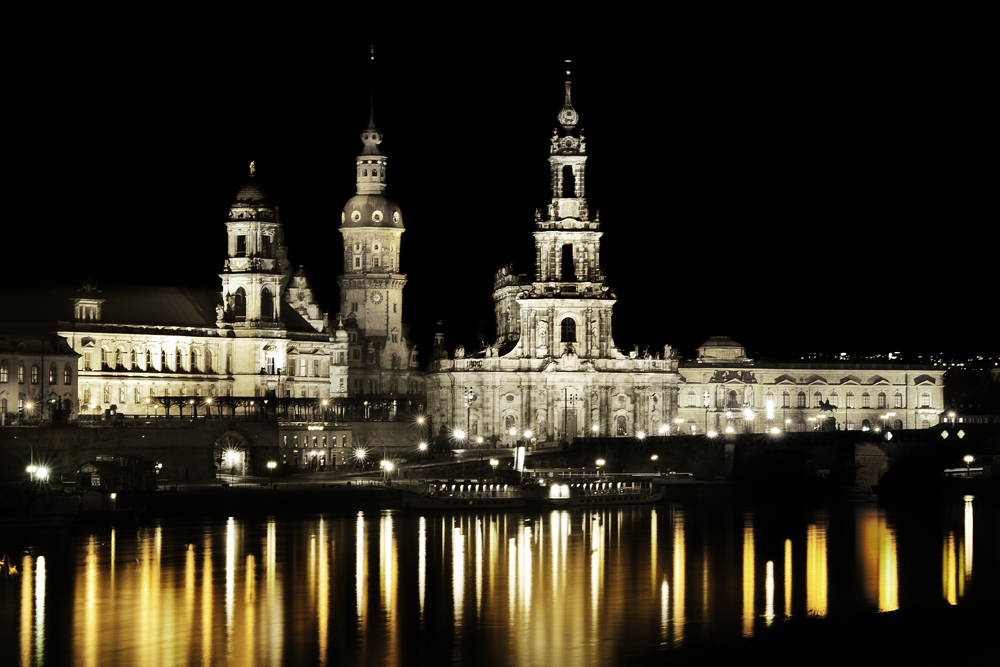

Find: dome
700;336;741;348
231;178;272;208
341;194;403;229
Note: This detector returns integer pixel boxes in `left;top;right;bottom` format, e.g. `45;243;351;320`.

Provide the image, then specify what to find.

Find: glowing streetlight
964;455;974;475
267;460;276;481
596;458;606;474
418;442;428;452
770;427;781;435
636;431;646;440
490;458;499;479
707;430;718;438
592;424;599;434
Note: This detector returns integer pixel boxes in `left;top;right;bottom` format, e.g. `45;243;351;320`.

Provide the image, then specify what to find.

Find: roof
341;194;403;229
231;177;272;208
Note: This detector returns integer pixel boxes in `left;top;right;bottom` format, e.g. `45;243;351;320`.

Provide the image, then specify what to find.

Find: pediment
804;374;827;385
773;374;796;384
913;374;937;385
867;375;890;385
839;375;862;385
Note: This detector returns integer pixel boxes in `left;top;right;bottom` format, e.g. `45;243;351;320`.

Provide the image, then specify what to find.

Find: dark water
2;497;997;666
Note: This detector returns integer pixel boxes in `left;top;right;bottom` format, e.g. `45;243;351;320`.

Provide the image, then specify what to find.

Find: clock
371;292;383;304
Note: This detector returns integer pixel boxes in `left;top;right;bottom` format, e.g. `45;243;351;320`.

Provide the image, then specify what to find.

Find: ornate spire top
557;59;579;129
360;45;384;156
249;160;255;177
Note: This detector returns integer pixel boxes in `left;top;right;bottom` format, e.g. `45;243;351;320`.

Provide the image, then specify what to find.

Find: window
161;349;167;370
893;419;902;431
176;349;183;372
560;318;576;343
64;363;72;385
920;392;931;408
797;392;806;408
18;362;25;384
234;288;247;319
146;349;152;369
134;388;140;404
782;391;790;408
351;302;358;312
299;358;307;376
236;235;247;257
373;257;379;267
131;349;137;368
49;364;56;384
119;386;126;403
261;287;273;320
0;360;7;383
355;257;361;268
846;392;854;409
862;392;870;408
687;390;697;407
728;390;740;409
616;415;627;436
205;350;213;373
84;352;92;371
813;391;822;407
31;365;39;385
893;392;902;409
877;392;886;409
104;385;110;403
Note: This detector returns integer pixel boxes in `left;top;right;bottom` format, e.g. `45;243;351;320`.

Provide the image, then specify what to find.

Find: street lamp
490;458;499;479
596;458;605;475
267;460;277;481
964;455;974;476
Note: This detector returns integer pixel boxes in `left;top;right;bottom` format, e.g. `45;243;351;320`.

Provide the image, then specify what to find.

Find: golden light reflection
418;516;427;622
317;519;328;667
452;524;465;629
943;531;957;605
590;514;604;625
765;560;775;626
742;517;754;636
226;517;236;661
245;554;256;667
35;556;46;662
858;509;898;612
806;520;828;617
784;538;792;619
380;512;398;664
672;507;685;645
878;516;898;612
201;542;213;667
650;508;658;590
476;517;483;616
660;577;669;644
356;512;367;636
84;537;97;667
265;519;282;664
21;555;32;667
964;495;974;580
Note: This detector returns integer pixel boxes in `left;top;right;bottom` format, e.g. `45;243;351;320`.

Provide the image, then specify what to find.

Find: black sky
10;29;994;360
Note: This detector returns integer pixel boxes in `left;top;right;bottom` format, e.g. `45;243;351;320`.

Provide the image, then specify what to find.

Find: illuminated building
0;333;79;425
424;66;681;441
676;336;946;432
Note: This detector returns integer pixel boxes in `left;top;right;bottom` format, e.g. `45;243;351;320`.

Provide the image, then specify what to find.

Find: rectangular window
236;235;247;256
351;302;358;312
299;359;307;376
372;257;379;267
84;352;92;371
894;394;903;408
391;333;398;343
355;257;360;268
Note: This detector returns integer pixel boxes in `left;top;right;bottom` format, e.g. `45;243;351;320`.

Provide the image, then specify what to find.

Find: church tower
501;61;619;360
337;55;417;396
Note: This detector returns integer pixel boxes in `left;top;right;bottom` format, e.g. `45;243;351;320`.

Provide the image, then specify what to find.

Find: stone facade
676;337;946;433
0;333;79;425
425;69;681;443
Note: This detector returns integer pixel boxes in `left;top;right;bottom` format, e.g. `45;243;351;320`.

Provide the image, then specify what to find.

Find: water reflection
2;498;994;666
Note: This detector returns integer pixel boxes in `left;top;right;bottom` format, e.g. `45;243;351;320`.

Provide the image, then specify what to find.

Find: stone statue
216;303;225;322
537;320;548;345
744;385;753;406
455;344;465;359
663;344;674;359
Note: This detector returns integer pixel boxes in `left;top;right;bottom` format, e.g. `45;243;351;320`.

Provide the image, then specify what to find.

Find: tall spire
360;44;383;157
557;59;579;129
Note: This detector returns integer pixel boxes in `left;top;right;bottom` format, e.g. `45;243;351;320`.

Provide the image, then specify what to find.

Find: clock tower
337;66;416;396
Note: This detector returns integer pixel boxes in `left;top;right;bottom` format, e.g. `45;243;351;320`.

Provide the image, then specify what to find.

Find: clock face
371;292;383;304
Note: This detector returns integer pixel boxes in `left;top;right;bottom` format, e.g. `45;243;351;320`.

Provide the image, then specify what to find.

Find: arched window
893;391;902;408
846;392;854;408
103;385;110;403
616;415;627;436
31;365;39;385
261;287;273;320
562;165;575;198
18;362;24;384
161;349;167;370
893;419;903;430
862;391;871;408
0;360;7;383
920;392;931;408
205;350;213;373
813;391;822;407
687;389;697;407
861;418;871;430
146;349;152;369
176;349;183;371
234;287;247;319
131;349;137;368
877;392;886;409
797;391;806;408
727;390;739;408
560;318;576;343
782;391;790;408
49;364;56;384
921;419;930;429
764;391;775;409
115;348;122;367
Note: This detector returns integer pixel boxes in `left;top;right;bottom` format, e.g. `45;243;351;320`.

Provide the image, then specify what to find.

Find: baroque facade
425;70;681;443
676;337;946;433
9;91;422;469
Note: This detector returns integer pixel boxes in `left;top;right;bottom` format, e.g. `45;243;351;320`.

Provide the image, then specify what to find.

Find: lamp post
596;458;605;476
964;455;974;476
463;387;476;439
267;460;276;482
490;458;499;480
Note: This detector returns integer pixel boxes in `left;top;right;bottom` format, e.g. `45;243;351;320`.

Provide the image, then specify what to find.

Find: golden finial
249;161;255;177
371;44;374;61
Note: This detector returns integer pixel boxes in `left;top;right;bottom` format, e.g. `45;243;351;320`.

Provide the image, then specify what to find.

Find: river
1;496;996;666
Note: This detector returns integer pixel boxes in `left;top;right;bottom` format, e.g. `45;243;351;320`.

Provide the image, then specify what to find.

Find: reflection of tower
220;168;288;396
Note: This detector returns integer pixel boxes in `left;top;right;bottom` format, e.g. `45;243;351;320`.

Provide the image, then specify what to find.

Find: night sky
10;31;992;361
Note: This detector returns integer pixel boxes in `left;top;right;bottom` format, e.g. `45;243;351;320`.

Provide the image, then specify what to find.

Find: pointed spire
557;59;579;128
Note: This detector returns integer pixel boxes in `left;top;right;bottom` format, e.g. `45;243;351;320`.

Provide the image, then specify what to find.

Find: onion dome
231;177;272;209
334;316;349;342
341;194;403;229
